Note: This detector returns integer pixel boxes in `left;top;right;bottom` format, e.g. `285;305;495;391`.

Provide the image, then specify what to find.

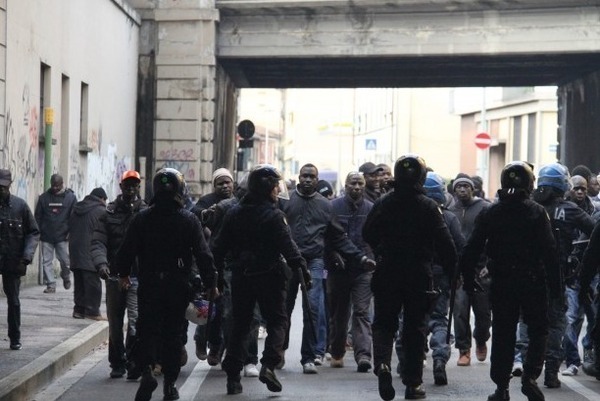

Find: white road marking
178;360;212;401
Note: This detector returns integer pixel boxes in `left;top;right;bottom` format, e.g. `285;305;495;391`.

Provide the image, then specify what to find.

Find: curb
0;321;108;401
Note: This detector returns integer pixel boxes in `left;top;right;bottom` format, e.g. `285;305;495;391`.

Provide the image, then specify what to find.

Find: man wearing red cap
91;170;148;379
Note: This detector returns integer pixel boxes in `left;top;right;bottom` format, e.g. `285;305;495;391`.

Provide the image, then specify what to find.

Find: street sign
475;132;492;150
366;139;377;151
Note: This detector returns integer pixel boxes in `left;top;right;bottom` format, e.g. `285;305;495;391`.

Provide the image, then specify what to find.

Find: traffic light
237;119;255;148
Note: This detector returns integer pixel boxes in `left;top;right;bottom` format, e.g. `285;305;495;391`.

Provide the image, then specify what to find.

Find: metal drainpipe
43;107;54;190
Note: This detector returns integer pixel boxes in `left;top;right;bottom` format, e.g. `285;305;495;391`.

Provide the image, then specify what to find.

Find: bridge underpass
130;0;600;192
215;0;600;172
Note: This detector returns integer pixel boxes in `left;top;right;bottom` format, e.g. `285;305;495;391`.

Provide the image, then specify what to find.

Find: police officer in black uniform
212;165;309;395
531;163;595;388
117;168;218;401
460;161;561;401
363;155;457;401
579;216;600;379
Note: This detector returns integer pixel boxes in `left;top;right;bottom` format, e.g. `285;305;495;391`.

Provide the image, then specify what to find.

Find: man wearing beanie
69;187;108;320
191;167;237;368
449;173;492;367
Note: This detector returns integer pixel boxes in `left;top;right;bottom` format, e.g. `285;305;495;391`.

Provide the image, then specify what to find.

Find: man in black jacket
460;162;561;401
69;187;107;320
191;167;235;366
117;168;218;401
91;170;147;379
364;155;457;401
35;173;77;293
214;165;307;395
280;163;374;374
0;169;40;350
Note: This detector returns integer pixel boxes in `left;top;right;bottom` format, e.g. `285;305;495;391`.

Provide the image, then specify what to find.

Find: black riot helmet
393;154;427;189
152;167;186;207
247;164;287;201
500;161;535;194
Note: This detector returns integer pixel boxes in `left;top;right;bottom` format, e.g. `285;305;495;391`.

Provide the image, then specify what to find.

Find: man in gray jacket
449;175;491;366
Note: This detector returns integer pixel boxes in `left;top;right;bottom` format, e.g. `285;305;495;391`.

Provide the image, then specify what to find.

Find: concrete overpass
130;0;600;194
217;0;600;88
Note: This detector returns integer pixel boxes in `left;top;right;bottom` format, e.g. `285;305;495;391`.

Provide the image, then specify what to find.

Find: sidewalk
0;283;108;401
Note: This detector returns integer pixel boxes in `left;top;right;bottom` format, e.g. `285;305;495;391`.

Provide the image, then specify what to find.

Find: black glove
98;264;110;280
299;266;312;291
16;259;29;276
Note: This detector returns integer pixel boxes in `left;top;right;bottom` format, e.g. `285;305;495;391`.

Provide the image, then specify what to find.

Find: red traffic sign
475;132;492;150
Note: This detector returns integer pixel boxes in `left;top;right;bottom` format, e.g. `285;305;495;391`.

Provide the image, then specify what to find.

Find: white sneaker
314;355;323;366
512;362;523;377
244;364;259;377
303;362;318;374
258;326;267;339
325;352;332;361
561;364;579;376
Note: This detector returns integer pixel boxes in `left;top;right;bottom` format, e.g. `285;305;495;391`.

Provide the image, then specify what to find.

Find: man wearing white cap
192;168;239;366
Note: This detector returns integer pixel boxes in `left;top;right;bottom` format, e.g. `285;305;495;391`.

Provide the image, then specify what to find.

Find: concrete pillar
558;71;600;174
0;0;6;167
133;0;233;198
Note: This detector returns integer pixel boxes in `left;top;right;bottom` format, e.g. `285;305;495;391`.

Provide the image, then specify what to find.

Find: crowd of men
2;157;600;401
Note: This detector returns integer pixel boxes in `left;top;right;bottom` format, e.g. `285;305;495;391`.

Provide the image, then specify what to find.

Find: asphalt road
30;293;600;401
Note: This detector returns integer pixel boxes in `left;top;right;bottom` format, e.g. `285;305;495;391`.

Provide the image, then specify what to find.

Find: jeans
106;277;138;368
2;273;21;343
428;271;451;363
41;241;70;287
284;258;326;364
563;276;598;366
514;319;529;364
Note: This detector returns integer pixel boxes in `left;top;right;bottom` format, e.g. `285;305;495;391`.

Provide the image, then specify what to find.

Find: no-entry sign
475;132;492;150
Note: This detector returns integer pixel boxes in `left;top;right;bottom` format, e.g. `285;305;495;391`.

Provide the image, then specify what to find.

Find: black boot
163;381;180;401
134;368;158;401
543;371;560;388
377;364;395;401
226;375;243;395
433;359;447;385
259;366;282;392
521;378;544;401
405;384;426;400
487;387;509;401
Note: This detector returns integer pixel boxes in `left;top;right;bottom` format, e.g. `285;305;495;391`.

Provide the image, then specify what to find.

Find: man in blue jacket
327;171;375;372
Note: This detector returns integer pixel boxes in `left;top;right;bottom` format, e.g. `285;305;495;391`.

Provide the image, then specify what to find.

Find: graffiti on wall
157;146;196;181
69;142;132;201
0;84;41;201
